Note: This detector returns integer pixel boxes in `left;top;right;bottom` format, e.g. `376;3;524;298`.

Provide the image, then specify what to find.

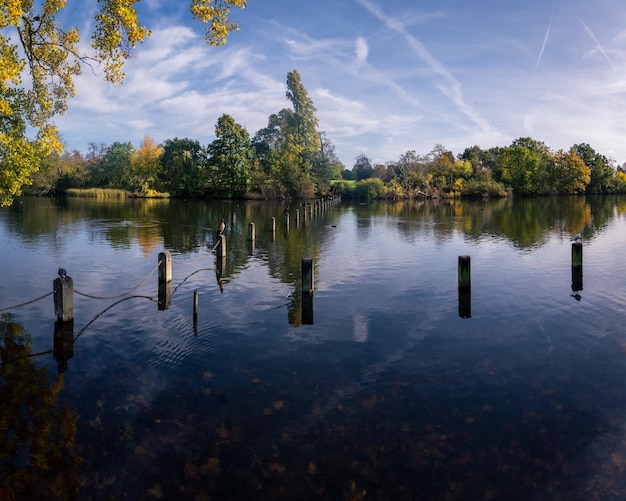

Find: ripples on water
3;197;626;499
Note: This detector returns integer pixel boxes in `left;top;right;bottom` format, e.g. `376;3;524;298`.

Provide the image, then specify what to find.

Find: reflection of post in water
53;319;74;373
216;256;225;293
458;255;471;318
301;258;314;324
458;288;471;318
302;293;314;325
571;241;583;297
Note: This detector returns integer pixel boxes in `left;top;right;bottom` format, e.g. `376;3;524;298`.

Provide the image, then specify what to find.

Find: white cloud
355;36;368;65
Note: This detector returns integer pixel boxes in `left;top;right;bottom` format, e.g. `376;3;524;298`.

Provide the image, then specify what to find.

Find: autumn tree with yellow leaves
0;0;247;206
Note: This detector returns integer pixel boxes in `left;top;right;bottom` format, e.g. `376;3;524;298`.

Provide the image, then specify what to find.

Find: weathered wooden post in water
458;256;471;289
217;234;227;258
302;258;314;294
572;241;583;292
158;251;172;310
158;251;172;283
53;269;74;322
248;222;256;241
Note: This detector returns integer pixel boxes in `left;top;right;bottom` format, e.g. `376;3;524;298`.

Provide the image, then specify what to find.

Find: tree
312;131;342;194
207;113;253;198
546;149;591;194
0;0;248;206
100;141;135;188
160;138;206;198
130;136;163;194
353;154;373;181
251;70;320;198
573;143;614;194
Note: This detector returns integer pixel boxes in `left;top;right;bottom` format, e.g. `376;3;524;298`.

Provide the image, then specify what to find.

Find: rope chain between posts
0;290;56;313
172;268;214;296
75;261;162;300
74;294;157;342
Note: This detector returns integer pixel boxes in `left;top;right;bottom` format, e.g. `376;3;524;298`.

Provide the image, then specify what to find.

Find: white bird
571;233;582;242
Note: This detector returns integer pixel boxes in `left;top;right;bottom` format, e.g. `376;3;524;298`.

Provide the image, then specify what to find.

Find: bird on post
58;268;67;280
216;218;225;238
571;233;582;242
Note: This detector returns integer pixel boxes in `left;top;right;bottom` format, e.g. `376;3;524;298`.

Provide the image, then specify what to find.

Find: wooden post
270;216;276;233
285;212;290;228
248;222;256;241
53;275;74;321
458;255;471;289
295;209;300;227
158;250;172;283
302;258;314;294
193;289;199;321
217;234;226;258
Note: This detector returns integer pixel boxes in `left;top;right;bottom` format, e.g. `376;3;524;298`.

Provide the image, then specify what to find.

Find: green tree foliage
250;70;320;198
573;143;614;194
99;141;135;189
353;154;373;180
312;131;343;194
207;113;253;198
495;144;545;196
160;138;206;198
0;0;248;206
354;177;385;200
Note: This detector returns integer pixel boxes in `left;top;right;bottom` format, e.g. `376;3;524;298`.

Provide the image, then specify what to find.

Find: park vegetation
27;68;626;202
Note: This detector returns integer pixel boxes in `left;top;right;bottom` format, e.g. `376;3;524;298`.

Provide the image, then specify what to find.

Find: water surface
2;196;626;500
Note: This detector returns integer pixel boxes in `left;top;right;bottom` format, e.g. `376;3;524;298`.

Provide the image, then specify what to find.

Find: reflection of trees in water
0;314;81;500
391;195;619;249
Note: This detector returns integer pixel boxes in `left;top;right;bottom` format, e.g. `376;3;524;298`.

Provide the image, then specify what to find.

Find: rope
75;261;161;300
0;290;55;313
171;268;214;296
74;295;156;342
1;349;54;365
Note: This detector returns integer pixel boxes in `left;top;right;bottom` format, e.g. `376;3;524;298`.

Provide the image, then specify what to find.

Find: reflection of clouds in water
353;311;368;342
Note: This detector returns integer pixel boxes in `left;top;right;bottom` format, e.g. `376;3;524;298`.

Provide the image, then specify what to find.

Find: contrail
580;19;616;72
536;17;552;70
356;0;491;133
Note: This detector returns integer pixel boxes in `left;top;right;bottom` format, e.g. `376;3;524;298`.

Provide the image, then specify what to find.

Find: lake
2;195;626;500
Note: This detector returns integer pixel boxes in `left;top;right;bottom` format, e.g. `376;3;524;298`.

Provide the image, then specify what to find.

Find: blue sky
55;0;626;168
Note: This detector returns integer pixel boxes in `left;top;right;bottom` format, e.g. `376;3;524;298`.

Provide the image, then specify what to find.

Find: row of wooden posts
52;238;584;323
51;197;343;323
456;241;583;318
